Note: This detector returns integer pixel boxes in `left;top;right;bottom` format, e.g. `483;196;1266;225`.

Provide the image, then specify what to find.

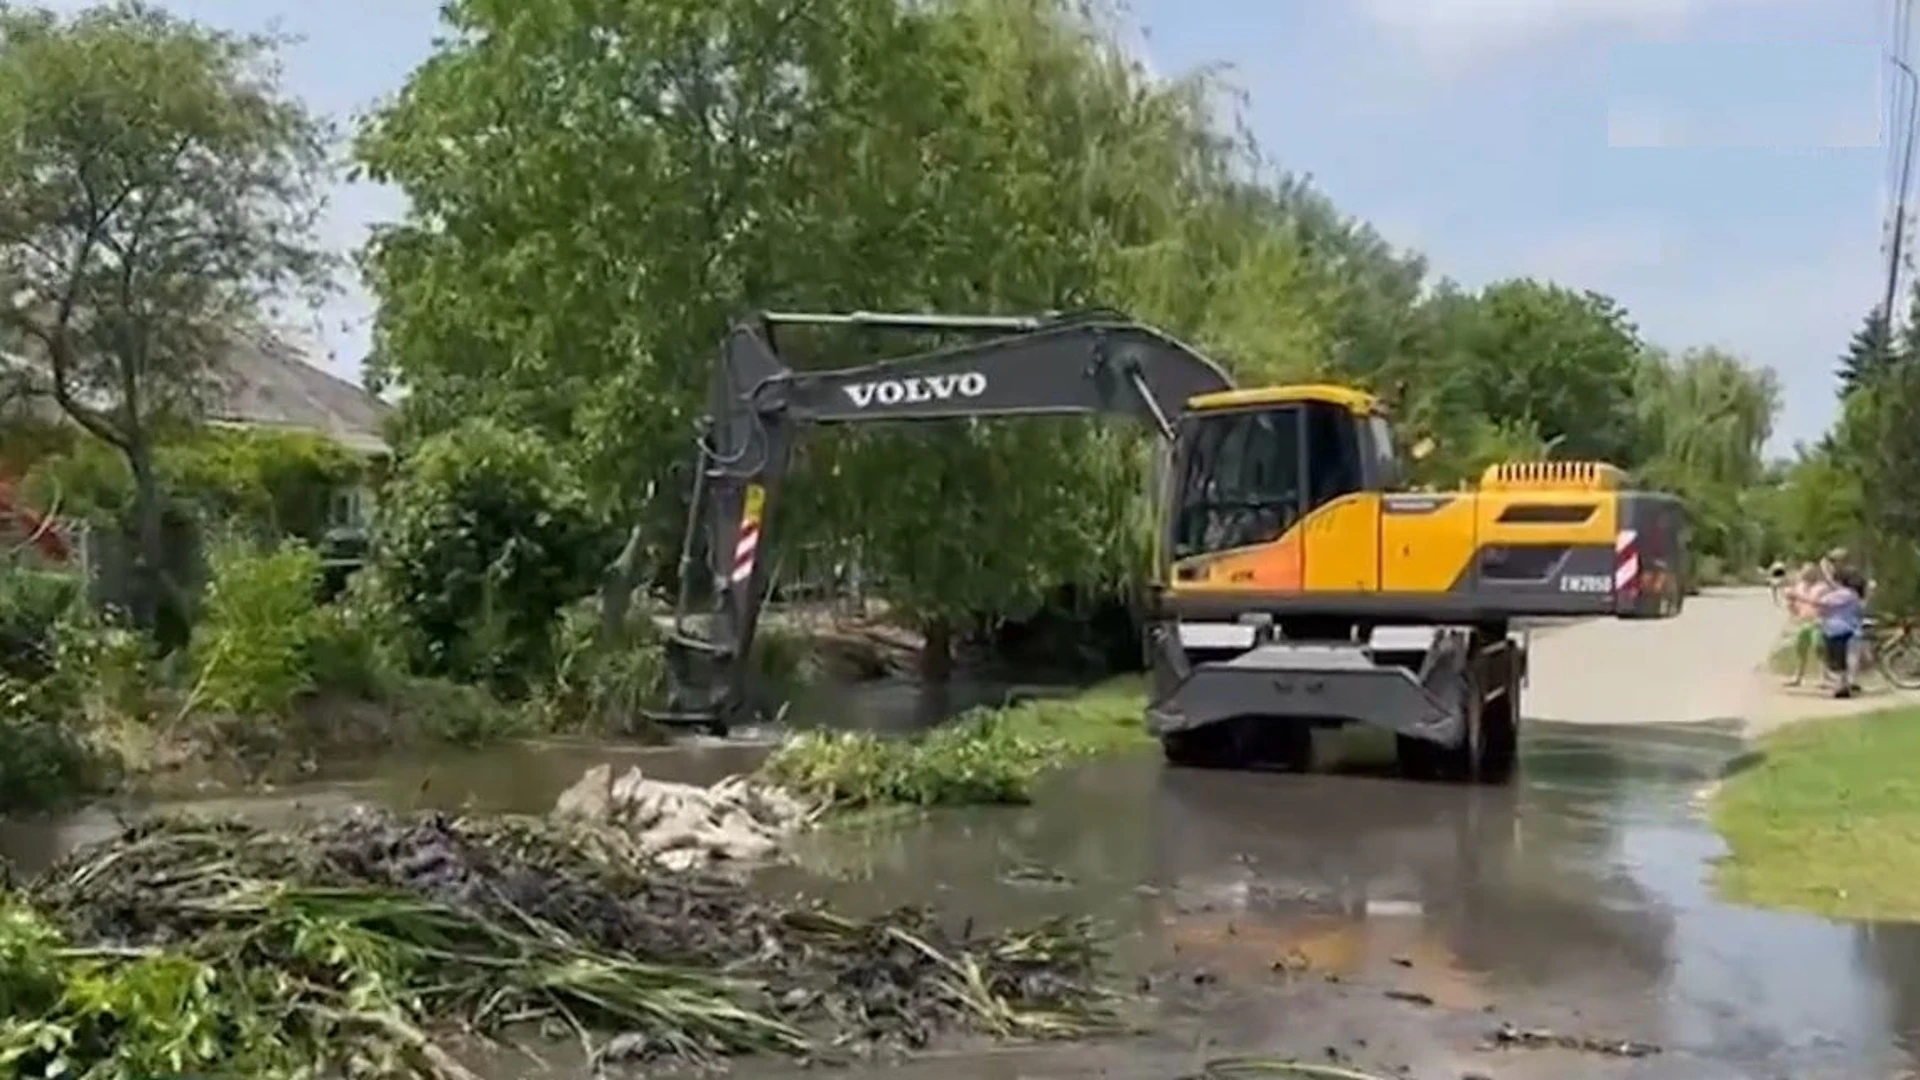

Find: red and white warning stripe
1614;529;1640;593
730;520;759;585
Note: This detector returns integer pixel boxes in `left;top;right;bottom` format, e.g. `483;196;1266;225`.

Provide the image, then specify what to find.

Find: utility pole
1884;0;1918;363
1885;55;1918;346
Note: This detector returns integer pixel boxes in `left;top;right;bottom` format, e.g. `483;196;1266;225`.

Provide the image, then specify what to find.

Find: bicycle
1858;616;1920;690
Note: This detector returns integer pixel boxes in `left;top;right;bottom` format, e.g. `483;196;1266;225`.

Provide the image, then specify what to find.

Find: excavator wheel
1161;725;1232;769
1162;717;1313;771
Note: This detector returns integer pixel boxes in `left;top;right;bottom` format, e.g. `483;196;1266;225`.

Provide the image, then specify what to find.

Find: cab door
1301;400;1381;593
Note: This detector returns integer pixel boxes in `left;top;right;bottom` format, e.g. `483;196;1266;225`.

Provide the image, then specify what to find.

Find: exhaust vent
1478;460;1625;492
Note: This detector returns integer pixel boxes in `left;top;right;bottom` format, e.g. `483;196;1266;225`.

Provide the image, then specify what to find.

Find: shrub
0;671;100;811
188;540;324;716
760;679;1150;811
0;565;83;680
368;420;606;697
393;675;536;747
161;427;361;543
534;598;667;734
764;713;1052;809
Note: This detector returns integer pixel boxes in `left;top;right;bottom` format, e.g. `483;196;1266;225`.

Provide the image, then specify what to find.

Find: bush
760;679;1150;810
0;608;122;811
392;675;536;746
188;540;325;716
0;565;83;680
161;427;362;543
534;598;667;734
368;420;606;697
764;714;1052;809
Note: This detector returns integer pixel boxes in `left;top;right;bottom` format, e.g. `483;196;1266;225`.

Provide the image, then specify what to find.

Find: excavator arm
656;310;1235;732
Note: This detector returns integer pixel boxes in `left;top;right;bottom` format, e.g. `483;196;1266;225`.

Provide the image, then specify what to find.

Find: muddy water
6;682;1920;1079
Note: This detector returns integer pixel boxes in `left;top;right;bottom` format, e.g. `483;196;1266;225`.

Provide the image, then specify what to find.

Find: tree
1837;307;1894;398
1634;346;1781;572
1452;280;1647;466
0;2;333;630
358;0;1336;677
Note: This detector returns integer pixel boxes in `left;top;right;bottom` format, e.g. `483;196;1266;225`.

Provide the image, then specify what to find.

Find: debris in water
7;808;1119;1078
1382;989;1433;1006
553;763;817;869
1185;1056;1400;1080
1000;863;1076;887
1485;1021;1662;1057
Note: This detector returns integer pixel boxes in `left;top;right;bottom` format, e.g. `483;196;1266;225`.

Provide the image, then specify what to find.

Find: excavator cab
655;308;1687;783
1156;386;1686;625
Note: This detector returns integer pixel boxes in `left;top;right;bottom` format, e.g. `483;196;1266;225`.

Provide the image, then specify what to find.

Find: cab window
1304;400;1363;512
1172;406;1303;559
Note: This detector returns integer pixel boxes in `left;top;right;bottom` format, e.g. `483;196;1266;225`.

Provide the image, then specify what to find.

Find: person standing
1816;570;1866;699
1784;563;1828;687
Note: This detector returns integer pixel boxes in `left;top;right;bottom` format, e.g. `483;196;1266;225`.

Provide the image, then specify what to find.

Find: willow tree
1633;346;1781;571
0;1;332;631
360;0;1349;677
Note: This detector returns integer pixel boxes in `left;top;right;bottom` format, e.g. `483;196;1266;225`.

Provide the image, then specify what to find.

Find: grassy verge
1711;706;1920;919
762;676;1151;811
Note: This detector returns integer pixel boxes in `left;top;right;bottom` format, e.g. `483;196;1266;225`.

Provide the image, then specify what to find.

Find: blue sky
52;0;1892;453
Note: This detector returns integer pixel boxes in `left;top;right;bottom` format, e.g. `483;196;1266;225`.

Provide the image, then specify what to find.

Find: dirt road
1526;586;1787;726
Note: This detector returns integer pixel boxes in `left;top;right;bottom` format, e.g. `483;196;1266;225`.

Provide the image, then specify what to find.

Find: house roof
209;335;393;456
3;332;393;456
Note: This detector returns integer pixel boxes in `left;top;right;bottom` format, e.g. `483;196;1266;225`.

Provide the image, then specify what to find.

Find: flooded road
8;716;1916;1078
7;592;1918;1077
757;720;1920;1080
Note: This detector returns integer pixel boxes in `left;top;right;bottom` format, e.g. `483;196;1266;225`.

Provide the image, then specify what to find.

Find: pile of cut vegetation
2;808;1117;1079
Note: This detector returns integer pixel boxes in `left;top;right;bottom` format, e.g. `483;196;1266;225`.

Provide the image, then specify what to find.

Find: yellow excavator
657;310;1687;784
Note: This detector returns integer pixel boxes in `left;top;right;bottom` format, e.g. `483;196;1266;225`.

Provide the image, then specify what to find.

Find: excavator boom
658;310;1234;730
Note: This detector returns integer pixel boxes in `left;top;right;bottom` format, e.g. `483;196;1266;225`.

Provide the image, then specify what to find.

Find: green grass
1711;706;1920;919
989;676;1153;754
762;677;1150;811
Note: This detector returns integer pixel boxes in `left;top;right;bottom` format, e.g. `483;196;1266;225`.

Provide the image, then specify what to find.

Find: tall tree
1838;307;1894;398
358;0;1338;676
1449;279;1648;468
0;1;333;628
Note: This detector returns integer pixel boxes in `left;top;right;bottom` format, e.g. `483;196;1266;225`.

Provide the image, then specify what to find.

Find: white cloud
1355;0;1805;68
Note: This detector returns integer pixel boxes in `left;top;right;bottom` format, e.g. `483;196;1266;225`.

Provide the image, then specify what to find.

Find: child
1785;564;1827;687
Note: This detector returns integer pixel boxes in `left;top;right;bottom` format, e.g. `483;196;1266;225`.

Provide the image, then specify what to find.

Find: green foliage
161;427;363;542
0;564;80;679
765;719;1051;809
0;1;335;629
188;540;324;716
1449;280;1647;466
1837;308;1894;399
24;426;362;542
367;418;605;696
0;565;114;810
762;678;1148;808
389;675;533;747
1633;346;1781;573
535;598;668;735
